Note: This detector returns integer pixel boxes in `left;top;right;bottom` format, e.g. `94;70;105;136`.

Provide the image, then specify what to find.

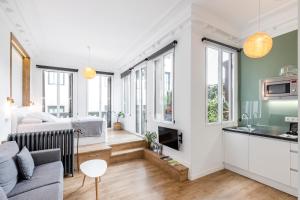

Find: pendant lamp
83;46;96;79
243;0;273;59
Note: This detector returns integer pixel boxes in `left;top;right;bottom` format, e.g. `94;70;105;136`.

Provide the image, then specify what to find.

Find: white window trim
122;74;131;115
205;43;238;126
133;64;147;135
43;70;74;118
153;49;175;124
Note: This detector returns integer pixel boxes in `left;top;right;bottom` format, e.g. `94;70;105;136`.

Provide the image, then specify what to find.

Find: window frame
205;44;237;125
153;49;175;124
86;73;112;127
122;73;131;115
42;70;73;118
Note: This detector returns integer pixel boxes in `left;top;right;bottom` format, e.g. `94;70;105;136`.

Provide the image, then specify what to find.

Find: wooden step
110;147;144;164
110;140;147;152
144;149;188;182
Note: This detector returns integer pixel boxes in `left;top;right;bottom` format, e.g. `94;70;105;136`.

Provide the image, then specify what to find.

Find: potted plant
144;131;157;149
113;112;125;130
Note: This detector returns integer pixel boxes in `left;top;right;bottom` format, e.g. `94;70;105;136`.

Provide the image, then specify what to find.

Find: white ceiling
193;0;296;32
0;0;297;71
11;0;183;70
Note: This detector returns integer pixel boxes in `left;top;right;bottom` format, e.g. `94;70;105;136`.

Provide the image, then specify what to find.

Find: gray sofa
0;141;63;200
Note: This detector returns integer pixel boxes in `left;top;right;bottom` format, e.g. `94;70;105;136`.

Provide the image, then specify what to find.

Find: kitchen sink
230;127;255;132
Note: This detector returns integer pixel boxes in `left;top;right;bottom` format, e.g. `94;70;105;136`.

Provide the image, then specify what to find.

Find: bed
11;107;107;146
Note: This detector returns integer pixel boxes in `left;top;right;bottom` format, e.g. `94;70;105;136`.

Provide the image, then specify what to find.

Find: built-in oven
261;76;297;100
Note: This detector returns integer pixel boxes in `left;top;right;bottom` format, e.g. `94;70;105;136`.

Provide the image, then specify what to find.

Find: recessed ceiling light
19;29;25;33
15;24;22;28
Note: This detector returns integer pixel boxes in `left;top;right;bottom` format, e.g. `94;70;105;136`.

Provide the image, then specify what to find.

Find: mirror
10;33;30;106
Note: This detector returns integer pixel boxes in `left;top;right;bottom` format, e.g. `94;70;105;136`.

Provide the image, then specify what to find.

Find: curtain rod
36;65;79;72
120;40;178;78
201;37;242;52
96;71;114;76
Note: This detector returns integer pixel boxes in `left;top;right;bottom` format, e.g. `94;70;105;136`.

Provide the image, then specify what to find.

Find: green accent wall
239;30;298;131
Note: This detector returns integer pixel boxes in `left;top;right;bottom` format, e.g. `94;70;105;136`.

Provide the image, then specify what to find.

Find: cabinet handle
290;150;298;153
290;168;298;172
88;154;99;157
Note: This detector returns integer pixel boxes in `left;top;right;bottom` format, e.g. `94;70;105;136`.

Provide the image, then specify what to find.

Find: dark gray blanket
71;117;103;137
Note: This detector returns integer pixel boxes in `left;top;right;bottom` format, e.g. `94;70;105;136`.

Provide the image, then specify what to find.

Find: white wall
121;18;193;169
119;4;242;180
0;12;38;142
0;13;12;142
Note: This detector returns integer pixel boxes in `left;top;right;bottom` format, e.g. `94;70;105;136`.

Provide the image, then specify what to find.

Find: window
48;72;65;85
87;74;112;127
206;46;235;123
154;50;174;123
43;71;73;118
135;67;147;135
123;74;131;114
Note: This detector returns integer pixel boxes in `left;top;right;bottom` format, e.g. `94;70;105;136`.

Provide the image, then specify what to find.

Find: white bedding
13;110;107;145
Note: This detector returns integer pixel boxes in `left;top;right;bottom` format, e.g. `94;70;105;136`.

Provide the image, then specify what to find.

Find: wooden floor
64;159;296;200
106;129;144;145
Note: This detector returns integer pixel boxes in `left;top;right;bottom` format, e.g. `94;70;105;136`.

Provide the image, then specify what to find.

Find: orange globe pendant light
243;0;273;59
83;46;96;79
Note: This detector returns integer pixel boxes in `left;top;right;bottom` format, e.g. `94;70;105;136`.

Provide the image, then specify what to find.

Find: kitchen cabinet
223;131;249;171
290;143;298;188
249;135;290;186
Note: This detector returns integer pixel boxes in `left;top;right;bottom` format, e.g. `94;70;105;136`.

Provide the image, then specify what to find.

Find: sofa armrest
31;148;61;166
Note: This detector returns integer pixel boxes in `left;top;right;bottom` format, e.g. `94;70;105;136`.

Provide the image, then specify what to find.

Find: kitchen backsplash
239;30;298;130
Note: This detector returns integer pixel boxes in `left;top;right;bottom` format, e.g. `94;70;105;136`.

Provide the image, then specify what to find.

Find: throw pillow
0;187;7;200
16;147;35;180
0;141;19;194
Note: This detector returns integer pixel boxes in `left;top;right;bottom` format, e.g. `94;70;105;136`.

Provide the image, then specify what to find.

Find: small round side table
80;159;107;200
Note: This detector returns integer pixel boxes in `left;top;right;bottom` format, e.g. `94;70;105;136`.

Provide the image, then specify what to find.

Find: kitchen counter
223;126;298;142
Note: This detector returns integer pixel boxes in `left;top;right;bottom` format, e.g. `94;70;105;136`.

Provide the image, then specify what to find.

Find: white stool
80;159;107;200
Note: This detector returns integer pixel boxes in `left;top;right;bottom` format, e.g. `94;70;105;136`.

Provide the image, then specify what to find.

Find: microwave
261;76;298;100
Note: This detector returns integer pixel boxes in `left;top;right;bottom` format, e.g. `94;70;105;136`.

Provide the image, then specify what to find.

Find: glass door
43;71;73;118
87;74;112;127
135;66;147;135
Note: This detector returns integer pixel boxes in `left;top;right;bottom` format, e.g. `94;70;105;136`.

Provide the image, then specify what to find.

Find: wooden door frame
10;32;31;106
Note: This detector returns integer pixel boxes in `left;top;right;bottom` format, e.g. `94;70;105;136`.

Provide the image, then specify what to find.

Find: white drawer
291;143;298;153
291;170;298;188
291;152;298;170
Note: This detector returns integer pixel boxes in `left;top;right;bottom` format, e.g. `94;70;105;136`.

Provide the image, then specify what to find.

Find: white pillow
21;117;43;124
26;112;58;122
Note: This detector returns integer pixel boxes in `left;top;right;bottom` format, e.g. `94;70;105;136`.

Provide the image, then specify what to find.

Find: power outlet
285;117;298;123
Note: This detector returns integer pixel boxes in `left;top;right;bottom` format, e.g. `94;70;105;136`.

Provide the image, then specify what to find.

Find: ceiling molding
115;0;191;69
0;0;39;57
191;19;241;47
119;17;192;72
241;0;298;40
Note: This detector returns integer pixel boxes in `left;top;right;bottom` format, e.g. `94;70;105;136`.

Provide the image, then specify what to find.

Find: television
158;126;179;150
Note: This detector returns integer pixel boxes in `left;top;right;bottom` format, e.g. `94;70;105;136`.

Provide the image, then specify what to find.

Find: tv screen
158;126;179;150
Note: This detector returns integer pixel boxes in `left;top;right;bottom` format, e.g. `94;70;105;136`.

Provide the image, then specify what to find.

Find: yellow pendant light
243;0;273;59
83;46;96;79
83;67;96;79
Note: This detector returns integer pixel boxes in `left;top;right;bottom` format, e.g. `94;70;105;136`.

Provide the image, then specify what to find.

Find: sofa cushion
0;142;19;194
8;183;62;200
0;187;8;200
7;161;63;198
16;147;35;180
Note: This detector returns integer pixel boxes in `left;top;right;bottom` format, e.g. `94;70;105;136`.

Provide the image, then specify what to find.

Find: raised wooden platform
75;129;188;182
75;129;146;169
144;149;188;182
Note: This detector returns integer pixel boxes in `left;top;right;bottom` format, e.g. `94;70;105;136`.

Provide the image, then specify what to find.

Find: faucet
241;113;251;130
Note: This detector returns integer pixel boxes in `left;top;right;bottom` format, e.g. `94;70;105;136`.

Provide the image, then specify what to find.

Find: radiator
8;129;74;176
